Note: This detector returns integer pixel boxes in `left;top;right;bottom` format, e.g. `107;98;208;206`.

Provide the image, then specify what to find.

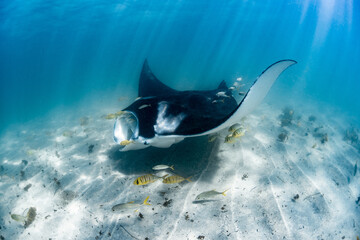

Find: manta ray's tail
205;60;297;134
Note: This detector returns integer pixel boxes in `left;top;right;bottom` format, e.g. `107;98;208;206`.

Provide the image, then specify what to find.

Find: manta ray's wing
138;59;179;97
199;59;297;135
153;59;296;139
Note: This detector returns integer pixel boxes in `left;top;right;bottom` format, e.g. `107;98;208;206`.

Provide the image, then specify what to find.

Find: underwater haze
1;0;359;131
1;0;360;239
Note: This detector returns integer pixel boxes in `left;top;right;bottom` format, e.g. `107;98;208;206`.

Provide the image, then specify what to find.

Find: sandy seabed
0;97;359;240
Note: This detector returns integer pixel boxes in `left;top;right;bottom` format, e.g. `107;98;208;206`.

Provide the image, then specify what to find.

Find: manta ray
114;59;296;151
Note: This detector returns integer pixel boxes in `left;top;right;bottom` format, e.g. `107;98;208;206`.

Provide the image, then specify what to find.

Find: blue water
1;1;360;239
0;0;359;133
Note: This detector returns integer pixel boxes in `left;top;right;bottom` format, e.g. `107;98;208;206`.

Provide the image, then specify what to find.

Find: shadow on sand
106;136;221;182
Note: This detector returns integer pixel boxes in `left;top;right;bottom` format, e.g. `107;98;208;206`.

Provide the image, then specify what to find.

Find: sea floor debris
278;131;289;142
10;207;37;228
279;106;294;127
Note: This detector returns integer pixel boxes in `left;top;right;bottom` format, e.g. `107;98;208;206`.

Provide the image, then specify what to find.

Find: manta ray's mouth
113;111;139;145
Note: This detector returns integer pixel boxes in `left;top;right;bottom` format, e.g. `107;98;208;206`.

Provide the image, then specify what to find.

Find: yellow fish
104;111;126;120
115;111;126;116
232;128;245;138
112;196;151;212
120;140;134;146
228;123;241;132
133;174;168;185
195;189;229;201
224;135;235;143
105;113;116;119
162;175;192;184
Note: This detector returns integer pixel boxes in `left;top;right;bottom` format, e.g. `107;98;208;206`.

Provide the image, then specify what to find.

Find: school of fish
110;160;231;212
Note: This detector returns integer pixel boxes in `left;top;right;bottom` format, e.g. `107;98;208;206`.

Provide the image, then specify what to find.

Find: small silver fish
236;77;242;81
112;196;151;212
212;99;225;104
216;92;229;98
229;86;235;91
238;92;246;96
152;165;174;171
195;189;229;201
208;134;217;142
139;104;151;109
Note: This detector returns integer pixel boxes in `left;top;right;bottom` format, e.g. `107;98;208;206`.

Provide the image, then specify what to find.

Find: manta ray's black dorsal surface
123;60;238;138
115;59;296;151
